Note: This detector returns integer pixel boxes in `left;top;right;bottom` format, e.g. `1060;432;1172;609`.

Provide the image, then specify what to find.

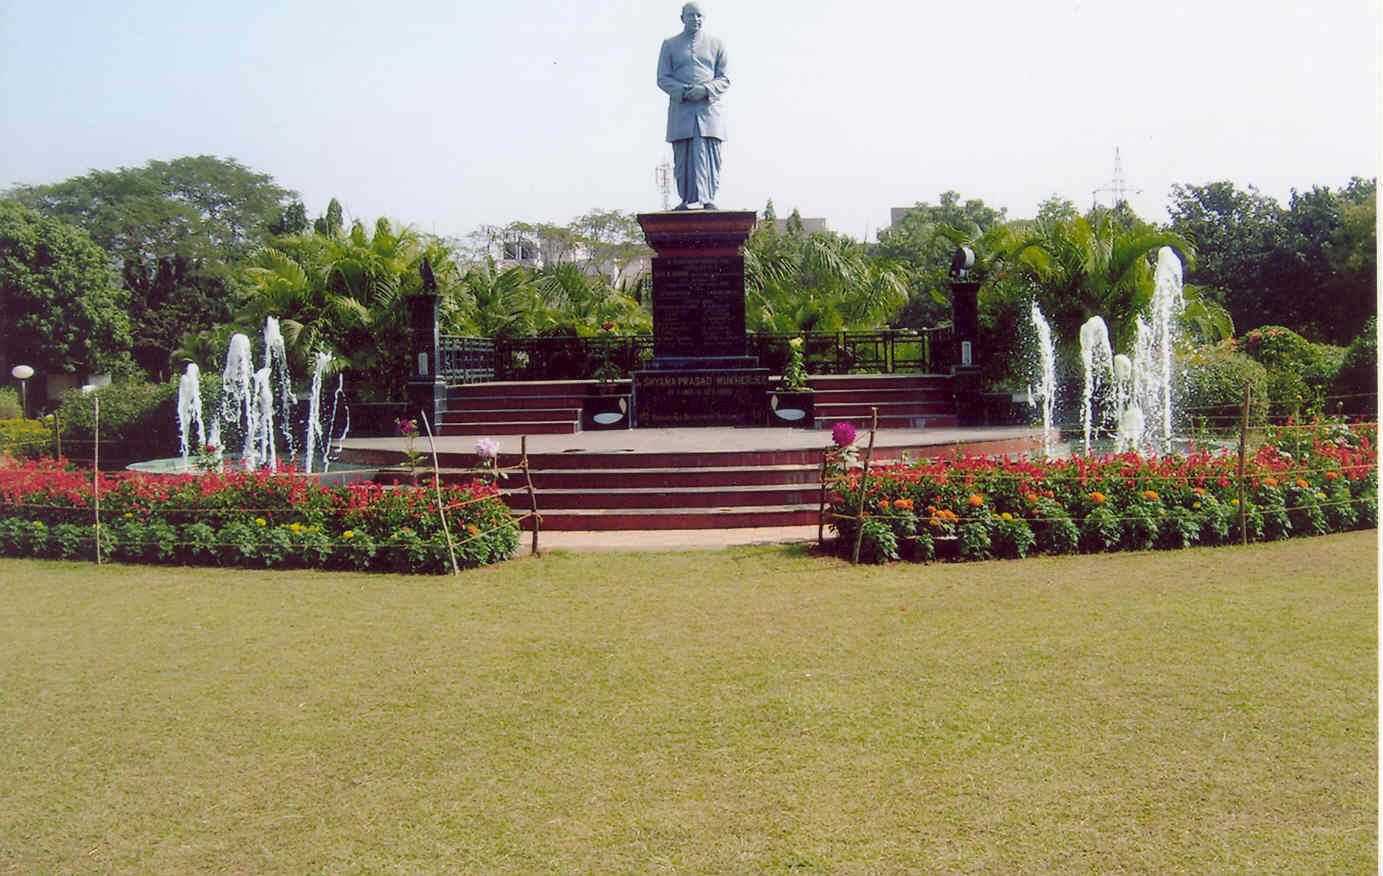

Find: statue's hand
683;85;707;101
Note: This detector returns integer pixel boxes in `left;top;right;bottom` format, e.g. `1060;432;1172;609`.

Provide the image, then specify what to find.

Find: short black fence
438;327;953;384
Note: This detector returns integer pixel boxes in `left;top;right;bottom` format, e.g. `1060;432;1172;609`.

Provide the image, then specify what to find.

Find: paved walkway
341;424;1047;457
529;524;824;553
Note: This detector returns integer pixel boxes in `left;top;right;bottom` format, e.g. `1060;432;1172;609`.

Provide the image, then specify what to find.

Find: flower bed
0;460;519;573
828;420;1377;564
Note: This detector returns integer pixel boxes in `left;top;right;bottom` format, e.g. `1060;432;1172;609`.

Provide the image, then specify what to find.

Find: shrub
1237;325;1346;416
55;373;223;464
1178;345;1268;431
1331;317;1377;416
0;419;52;460
0;388;21;419
855;517;900;565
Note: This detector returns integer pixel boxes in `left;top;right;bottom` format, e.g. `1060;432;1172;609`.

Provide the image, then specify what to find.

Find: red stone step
450;379;626;397
520;505;820;531
814;401;954;418
527;464;819;490
815;414;959;430
443;407;582;424
503;483;821;511
445;393;590;410
438;420;578;436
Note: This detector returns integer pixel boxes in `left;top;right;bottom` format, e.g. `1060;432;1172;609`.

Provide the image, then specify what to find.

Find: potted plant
583;323;631;429
768;336;814;427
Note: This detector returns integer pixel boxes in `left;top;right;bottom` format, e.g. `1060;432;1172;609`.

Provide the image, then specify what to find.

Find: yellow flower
123;512;133;518
288;523;303;533
1000;512;1013;521
255;517;267;526
1192;502;1202;509
342;530;354;540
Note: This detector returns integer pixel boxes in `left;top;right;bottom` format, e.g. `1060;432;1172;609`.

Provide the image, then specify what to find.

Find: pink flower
475;438;500;459
831;422;857;447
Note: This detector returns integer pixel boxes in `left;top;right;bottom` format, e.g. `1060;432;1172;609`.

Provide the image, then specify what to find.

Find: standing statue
657;3;729;210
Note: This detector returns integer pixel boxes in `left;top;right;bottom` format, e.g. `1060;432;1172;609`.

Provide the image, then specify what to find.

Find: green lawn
1;532;1376;873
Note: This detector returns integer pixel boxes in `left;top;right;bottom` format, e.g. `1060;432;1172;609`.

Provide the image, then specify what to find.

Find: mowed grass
0;532;1375;874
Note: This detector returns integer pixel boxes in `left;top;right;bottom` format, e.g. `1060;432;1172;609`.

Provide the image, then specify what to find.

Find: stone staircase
438;373;955;436
807;374;956;430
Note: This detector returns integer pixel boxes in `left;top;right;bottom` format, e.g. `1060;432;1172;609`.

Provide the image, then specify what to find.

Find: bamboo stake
92;393;101;565
850;408;879;565
420;412;460;576
522;435;540;556
1238;380;1251;546
817;447;829;547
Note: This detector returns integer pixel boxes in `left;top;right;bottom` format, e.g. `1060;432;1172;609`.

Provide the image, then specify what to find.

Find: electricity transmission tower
1091;147;1142;209
655;160;673;211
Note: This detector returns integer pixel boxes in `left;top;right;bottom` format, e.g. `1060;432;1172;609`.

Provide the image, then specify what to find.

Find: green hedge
55;375;223;464
1237;325;1346;415
0;419;53;460
1331;317;1377;416
1177;345;1268;432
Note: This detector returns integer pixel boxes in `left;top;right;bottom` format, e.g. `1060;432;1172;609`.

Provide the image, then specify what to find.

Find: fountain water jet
174;317;350;473
1028;303;1057;458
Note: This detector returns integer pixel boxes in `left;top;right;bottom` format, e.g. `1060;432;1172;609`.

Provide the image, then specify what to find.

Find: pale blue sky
2;0;1377;240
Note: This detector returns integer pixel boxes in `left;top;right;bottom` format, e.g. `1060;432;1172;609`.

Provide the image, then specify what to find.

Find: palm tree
242;219;464;400
994;209;1195;358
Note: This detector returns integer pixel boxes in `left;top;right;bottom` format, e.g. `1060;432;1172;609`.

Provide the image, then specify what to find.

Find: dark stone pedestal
634;368;768;427
950;280;983;427
634;210;765;427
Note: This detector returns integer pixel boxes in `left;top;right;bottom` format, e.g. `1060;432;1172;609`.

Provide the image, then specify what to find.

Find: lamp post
10;365;34;419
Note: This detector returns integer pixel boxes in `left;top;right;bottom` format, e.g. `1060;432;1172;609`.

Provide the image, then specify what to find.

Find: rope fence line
820;381;1376;564
819;495;1371;526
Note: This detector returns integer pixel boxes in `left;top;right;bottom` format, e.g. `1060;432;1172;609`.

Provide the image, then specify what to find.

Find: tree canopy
0;200;132;375
7;156;298;378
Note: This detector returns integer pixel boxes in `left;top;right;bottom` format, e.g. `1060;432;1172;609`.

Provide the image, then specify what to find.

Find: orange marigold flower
878;499;891;511
1261;477;1278;487
1295;478;1309;488
1324;470;1340;481
968;494;984;507
1089;492;1106;504
893;498;914;511
1025;492;1041;503
466;524;479;534
1143;490;1159;501
1192;487;1205;495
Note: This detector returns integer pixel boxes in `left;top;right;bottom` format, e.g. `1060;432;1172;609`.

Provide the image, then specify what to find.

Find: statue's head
681;3;704;34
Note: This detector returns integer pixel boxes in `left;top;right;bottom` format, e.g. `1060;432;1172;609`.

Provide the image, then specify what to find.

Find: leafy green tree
314;198;345;237
0;200;132;376
1168;178;1376;344
270;201;309;236
7;156;296;378
873;191;1009;327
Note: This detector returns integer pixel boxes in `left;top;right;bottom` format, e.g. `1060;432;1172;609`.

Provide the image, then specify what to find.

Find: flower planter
582;393;631;430
768;391;815;428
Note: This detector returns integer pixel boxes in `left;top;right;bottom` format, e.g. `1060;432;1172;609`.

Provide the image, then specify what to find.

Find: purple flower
395;417;418;437
475;437;500;460
832;421;857;447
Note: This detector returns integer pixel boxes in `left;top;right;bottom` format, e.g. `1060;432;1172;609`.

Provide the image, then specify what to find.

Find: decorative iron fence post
949;247;983;426
406;294;448;430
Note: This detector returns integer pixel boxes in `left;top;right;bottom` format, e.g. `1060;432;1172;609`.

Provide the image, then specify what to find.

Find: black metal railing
437;327;953;384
